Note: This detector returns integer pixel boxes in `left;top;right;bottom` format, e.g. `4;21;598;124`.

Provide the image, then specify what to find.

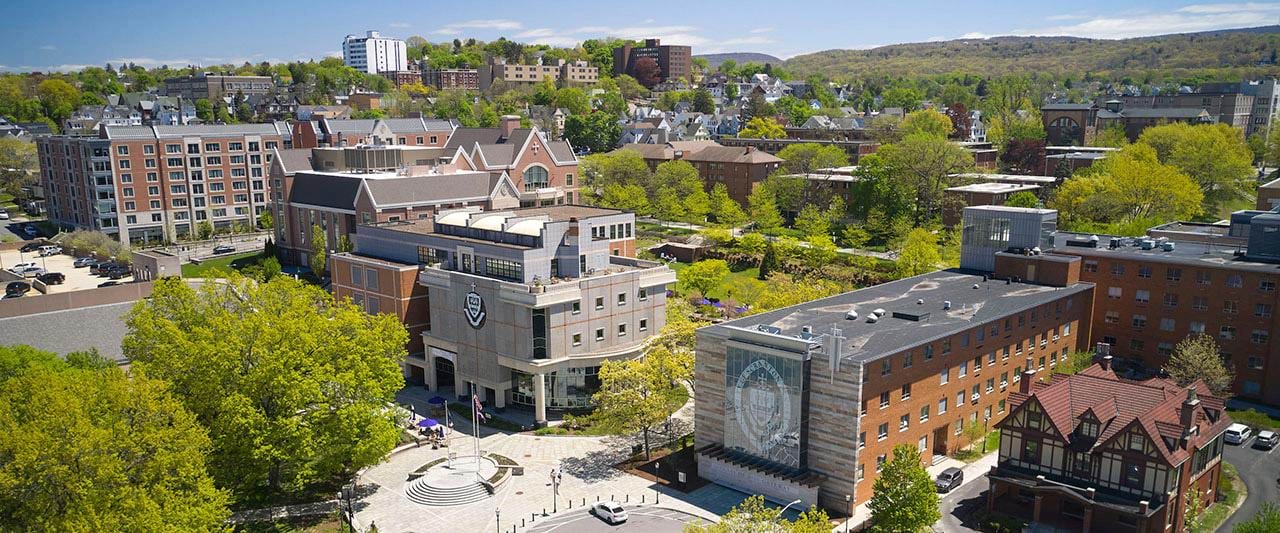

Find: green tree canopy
1051;143;1203;230
1163;334;1234;397
0;345;228;530
1137;122;1253;215
123;276;409;496
597;183;652;215
738;116;786;139
879;133;975;224
868;444;941;532
747;186;784;231
777;143;850;175
564;112;621;155
678;259;730;296
654;160;710;222
896;228;942;277
684;495;830;533
709;183;748;228
900;109;954;139
591;346;687;460
1004;190;1040;208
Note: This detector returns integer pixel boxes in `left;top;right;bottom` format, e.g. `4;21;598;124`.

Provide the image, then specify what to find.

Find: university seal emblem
464;286;486;329
732;358;792;454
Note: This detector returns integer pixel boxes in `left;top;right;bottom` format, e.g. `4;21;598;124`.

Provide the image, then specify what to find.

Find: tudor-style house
988;352;1231;533
444;115;581;206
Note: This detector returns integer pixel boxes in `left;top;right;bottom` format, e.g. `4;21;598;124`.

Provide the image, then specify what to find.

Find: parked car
17;266;45;278
935;467;964;493
37;245;62;257
37;272;65;285
92;262;120;276
97;281;121;288
1254;430;1278;451
212;244;235;254
10;262;36;272
1226;423;1253;445
0;210;9;219
19;241;44;253
107;267;131;280
5;281;31;297
23;225;38;236
590;501;628;525
73;257;99;268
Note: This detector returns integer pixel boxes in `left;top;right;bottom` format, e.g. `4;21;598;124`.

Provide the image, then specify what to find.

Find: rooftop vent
972;283;980;289
943;300;952;310
866;315;879;323
916;298;924;305
845;308;858;320
872;308;886;317
756;325;783;335
1140;239;1155;250
1162;242;1175;252
892;310;931;322
1109;237;1122;249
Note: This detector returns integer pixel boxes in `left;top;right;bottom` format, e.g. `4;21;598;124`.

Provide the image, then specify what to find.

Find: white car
10;262;37;272
591;501;628;525
17;266;45;278
37;245;62;257
1225;423;1253;445
0;210;9;219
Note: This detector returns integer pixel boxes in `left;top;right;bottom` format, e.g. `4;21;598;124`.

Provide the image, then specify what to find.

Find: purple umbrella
418;418;440;428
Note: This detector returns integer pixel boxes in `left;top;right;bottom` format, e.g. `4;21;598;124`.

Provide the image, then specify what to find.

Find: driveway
1219;435;1280;531
935;470;989;532
524;505;707;533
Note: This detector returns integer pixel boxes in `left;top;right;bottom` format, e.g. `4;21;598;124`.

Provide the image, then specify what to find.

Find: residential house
444;116;582;205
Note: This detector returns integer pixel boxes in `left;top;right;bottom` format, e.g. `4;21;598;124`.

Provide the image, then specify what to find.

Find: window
1220;325;1236;340
901;383;911;401
351;267;363;286
920;405;930;422
638;288;648;301
1104;311;1119;324
367;298;380;314
1001;372;1009;389
116;145;128;155
1122;462;1142;489
617;293;626;306
881;359;891;376
880;391;890;409
595;328;605;342
618;323;627;337
639;319;648;331
1224;300;1238;315
1252;329;1269;344
365;269;379;290
1249;356;1264;370
166;144;181;154
1196;271;1211;285
903;352;913;368
1257;304;1273;318
878;423;888;440
522;166;549;192
942;338;952;354
1022;439;1041;464
1110;263;1125;276
1190;321;1205;334
923;344;934;360
986;378;994;393
1083;260;1097;272
876;454;887;472
1159;318;1175;332
955;420;964;435
571;301;581;314
595;297;604;310
1192;296;1208;311
1132;314;1147;329
1227;274;1243;288
1163;293;1178;308
1263;280;1276;293
1137;265;1152;278
1134;290;1149;303
940;368;949;385
1130;339;1145;351
1166;268;1182;282
1107;286;1122;299
899;414;909;431
1157;343;1173;357
959;361;968;377
204;143;220;152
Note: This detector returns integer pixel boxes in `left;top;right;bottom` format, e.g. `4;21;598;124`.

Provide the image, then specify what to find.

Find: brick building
693;206;1095;513
423;68;480;91
163;73;274;100
478;58;598;90
612;39;692;84
38;123;290;244
444;116;582;206
616;141;783;206
290;117;456;149
989;357;1230;532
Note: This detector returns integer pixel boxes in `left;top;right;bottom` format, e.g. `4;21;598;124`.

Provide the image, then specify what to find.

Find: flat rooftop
952;173;1058;184
1052;232;1280;274
946;182;1040;194
505;205;625;222
1147;221;1232;237
710;269;1092;363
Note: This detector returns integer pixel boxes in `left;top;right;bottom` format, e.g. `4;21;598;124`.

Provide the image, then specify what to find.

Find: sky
3;0;1280;72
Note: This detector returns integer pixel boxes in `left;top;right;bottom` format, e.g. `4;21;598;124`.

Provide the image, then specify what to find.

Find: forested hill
695;53;783;69
783;26;1280;80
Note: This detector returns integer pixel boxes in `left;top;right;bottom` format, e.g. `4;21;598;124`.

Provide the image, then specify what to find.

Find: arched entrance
434;357;455;389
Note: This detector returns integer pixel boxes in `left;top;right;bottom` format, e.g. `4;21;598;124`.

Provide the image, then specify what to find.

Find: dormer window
1129;434;1145;451
1078;419;1098;438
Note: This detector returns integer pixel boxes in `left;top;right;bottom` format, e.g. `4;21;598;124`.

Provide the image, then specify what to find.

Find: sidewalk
831;450;998;532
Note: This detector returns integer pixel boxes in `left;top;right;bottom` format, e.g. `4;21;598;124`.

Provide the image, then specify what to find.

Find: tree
615;74;647;100
742;93;774;123
900;109;953;139
310;224;328;276
868;444;940;532
896;228;941;277
1090;123;1129;148
945;103;972;139
36;78;79;123
684;495;830;533
1004;191;1039;208
632;57;662;88
747;186;783;231
691;88;715;114
1137;122;1253;214
598;183;652;215
197;220;214;240
337;234;354;253
869;114;904;144
1234;503;1280;533
0;136;37;197
123;276;408;495
881;86;924;111
879;134;975;224
962;419;989;453
709;183;747;228
738;116;785;139
777;143;849;175
758;240;780;280
194;98;213;122
257;208;274;230
1000;138;1046;174
260;256;282;281
563;112;621;155
737;232;767;257
1051;144;1203;230
1163;335;1234;397
654;160;710;222
794;204;830;237
803;234;838;272
0;345;228;530
551;87;590;116
678;259;729;297
591;347;686;461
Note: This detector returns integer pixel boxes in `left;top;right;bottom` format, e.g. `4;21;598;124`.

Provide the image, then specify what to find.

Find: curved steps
404;476;491;506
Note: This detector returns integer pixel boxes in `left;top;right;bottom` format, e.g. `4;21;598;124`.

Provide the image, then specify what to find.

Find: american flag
472;394;488;422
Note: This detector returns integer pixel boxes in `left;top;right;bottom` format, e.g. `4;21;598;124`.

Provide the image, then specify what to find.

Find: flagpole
472;382;481;466
444;399;452;468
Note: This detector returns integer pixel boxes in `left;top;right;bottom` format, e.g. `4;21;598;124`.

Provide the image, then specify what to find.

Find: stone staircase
404;476;490;506
931;454;948;466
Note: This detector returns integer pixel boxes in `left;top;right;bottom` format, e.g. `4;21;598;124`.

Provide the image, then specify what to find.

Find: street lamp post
495;508;500;533
551;468;562;513
844;494;852;533
778;498;803;521
339;483;354;529
982;416;992;453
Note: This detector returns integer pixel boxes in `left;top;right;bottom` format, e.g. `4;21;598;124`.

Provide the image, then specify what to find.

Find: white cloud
749;27;775;34
432;19;523;35
389;22;411;29
515;28;557;38
961;32;993;39
39;45;56;51
1045;13;1088;22
925;35;946;42
1014;3;1280;39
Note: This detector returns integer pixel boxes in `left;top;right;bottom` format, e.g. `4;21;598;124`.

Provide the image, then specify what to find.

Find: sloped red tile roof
1003;362;1233;466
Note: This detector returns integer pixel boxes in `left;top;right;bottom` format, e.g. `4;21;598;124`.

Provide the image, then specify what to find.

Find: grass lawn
1226;408;1280;430
1191;462;1242;533
182;251;266;278
953;430;1001;462
233;513;349;533
666;261;761;300
534;386;689;436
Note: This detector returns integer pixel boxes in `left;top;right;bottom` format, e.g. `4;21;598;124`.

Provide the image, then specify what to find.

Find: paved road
1219;435;1280;532
936;472;988;532
524;505;705;533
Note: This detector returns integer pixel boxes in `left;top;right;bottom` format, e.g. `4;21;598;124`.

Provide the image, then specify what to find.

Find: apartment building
1047;210;1280;405
342;30;409;74
334;205;675;424
693;206;1094;513
478;57;598;90
38;123;289;244
423;68;481;91
613;39;693;84
990;357;1230;532
1117;92;1254;131
291;117;456;149
444;116;582;206
617;141;783;206
163;73;274;100
274;144;519;266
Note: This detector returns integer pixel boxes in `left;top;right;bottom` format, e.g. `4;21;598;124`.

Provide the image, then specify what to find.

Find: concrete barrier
0;281;154;319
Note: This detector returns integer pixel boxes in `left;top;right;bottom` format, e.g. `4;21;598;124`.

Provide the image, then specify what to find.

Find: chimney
1098;355;1113;372
1180;387;1200;431
499;115;521;138
1019;357;1036;393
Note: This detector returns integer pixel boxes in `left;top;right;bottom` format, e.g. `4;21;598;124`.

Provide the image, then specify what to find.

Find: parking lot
1;247;134;298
